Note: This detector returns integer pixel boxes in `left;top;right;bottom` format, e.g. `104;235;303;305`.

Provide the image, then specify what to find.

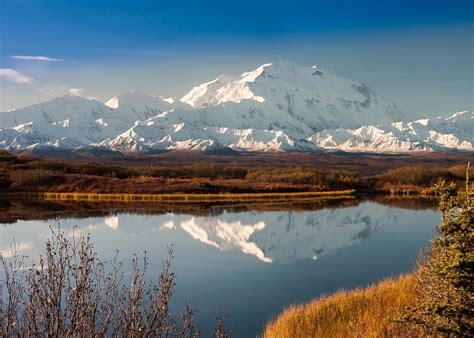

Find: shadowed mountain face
1;62;471;153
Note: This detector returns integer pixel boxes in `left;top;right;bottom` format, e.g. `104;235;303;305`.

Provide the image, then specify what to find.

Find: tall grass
263;275;417;338
21;190;355;203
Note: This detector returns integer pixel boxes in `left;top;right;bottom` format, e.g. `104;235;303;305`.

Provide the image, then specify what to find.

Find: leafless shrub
1;226;228;336
214;315;232;338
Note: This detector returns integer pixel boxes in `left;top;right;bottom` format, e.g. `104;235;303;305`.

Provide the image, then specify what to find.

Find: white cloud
68;88;85;96
0;68;34;84
11;55;65;62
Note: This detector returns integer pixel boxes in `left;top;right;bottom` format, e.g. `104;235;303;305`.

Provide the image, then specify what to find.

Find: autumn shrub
63;163;135;179
27;160;66;172
141;164;248;179
376;166;453;186
245;167;366;191
9;169;57;186
449;163;474;180
28;161;136;179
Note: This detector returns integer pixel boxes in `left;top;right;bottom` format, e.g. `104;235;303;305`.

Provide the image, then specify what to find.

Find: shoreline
0;187;443;205
0;189;356;203
0;187;444;204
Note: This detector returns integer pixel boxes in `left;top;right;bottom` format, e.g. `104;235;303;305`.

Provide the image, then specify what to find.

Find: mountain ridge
1;61;472;153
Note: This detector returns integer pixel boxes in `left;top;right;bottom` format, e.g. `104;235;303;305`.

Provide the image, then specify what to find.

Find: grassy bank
264;275;416;338
4;190;355;203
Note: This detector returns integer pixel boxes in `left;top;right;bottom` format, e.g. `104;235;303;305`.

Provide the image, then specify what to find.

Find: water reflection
0;197;439;336
2;199;428;264
150;203;398;263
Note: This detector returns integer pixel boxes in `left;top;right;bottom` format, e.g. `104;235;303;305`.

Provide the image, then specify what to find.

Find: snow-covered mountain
308;111;473;152
0;61;472;153
180;61;405;130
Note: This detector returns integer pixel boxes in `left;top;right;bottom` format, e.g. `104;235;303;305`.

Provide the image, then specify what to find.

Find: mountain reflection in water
1;197;436;264
0;196;439;337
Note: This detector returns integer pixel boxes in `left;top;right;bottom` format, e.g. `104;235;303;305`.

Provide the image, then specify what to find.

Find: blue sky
0;0;473;117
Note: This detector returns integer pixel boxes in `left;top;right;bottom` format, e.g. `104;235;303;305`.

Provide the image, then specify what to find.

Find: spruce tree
402;163;473;335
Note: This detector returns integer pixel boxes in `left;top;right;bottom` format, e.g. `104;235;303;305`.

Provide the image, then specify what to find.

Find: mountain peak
179;61;340;109
180;63;276;108
179;61;404;130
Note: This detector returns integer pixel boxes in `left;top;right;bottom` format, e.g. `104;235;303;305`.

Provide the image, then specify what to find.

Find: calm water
1;198;439;337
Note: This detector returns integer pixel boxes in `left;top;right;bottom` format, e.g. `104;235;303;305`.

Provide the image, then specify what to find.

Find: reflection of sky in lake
1;201;439;337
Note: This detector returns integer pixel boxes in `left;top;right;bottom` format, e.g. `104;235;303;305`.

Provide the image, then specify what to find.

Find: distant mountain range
1;61;472;153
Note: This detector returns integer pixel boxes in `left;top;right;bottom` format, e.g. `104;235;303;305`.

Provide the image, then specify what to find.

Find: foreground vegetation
265;165;473;337
0;150;471;196
401;169;474;335
1;227;229;337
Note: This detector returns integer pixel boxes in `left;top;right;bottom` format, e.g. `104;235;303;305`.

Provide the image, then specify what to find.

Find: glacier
0;61;472;153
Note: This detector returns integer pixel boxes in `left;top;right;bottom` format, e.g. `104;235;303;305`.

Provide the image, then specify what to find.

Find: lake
0;197;439;337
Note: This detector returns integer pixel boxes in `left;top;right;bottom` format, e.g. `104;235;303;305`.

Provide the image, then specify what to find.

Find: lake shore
1;189;356;203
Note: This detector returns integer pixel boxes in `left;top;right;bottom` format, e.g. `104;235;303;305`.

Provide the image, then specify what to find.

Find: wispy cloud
38;85;66;97
38;85;96;100
0;68;34;84
11;55;65;62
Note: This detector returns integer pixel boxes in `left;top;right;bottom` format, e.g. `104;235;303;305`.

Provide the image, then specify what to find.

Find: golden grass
264;275;417;338
3;190;356;203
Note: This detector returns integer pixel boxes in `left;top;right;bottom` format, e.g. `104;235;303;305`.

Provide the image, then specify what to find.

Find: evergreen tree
402;163;473;335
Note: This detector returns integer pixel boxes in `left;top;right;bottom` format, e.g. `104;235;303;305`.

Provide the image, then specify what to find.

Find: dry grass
264;275;418;338
8;190;356;203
